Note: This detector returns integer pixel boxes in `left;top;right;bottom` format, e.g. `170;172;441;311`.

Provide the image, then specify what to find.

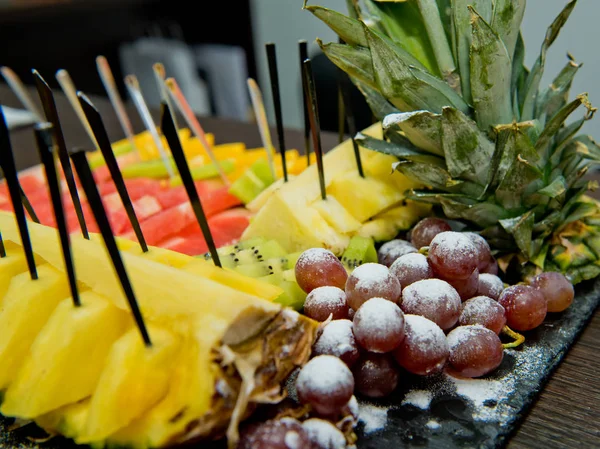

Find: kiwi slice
204;239;287;267
228;170;267;204
260;269;306;311
341;236;378;271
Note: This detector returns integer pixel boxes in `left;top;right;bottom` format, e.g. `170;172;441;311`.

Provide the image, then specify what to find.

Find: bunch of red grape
236;217;575;448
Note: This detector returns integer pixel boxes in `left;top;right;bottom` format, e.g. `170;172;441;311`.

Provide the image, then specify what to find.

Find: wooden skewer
298;40;312;166
247;78;277;181
0;105;38;279
32;69;89;238
338;70;364;178
265;42;288;182
0;66;43;121
165;77;230;186
160;103;222;268
302;59;327;201
55;69;99;148
70;148;152;346
96;56;140;155
34;123;80;307
77;92;148;252
0;231;5;258
124;74;175;179
152;63;179;129
19;185;40;224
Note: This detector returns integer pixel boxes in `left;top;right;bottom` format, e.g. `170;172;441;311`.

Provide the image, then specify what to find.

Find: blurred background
0;0;598;139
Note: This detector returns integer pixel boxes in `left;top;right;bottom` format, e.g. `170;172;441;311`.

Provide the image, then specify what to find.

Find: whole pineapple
306;0;600;284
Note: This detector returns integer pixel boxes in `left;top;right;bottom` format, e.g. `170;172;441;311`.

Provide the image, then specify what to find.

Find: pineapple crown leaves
305;0;600;283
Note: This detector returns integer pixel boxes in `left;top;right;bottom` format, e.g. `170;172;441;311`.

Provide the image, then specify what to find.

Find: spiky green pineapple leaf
409;66;469;113
363;24;465;113
304;5;368;47
537;176;567;198
317;40;377;89
352;79;400;120
355;132;440;163
490;0;526;60
500;211;535;258
537;56;581;125
382;111;443;156
536;93;593;158
520;0;578;120
511;33;527;120
469;6;514;132
367;0;440;75
441;107;494;185
451;0;492;104
438;196;509;227
414;0;456;79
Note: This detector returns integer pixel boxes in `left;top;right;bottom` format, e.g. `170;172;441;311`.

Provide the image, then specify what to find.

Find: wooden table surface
1;83;598;448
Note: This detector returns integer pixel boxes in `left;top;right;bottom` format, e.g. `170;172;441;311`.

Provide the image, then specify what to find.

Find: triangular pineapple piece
0;292;131;418
77;325;180;444
0;264;70;390
36;399;90;439
0;246;27;301
312;196;362;233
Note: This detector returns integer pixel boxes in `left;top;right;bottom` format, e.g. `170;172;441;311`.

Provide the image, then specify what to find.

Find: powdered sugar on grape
307;286;346;307
302;418;347;449
352;263;394;290
314;320;356;358
296;355;353;396
354;298;404;339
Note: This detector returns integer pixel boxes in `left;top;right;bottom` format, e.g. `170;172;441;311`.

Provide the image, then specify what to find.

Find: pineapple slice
77;325;180;444
327;171;405;223
0;264;70;390
0;292;131;418
0;246;27;301
242;191;349;254
312;196;362;233
36;399;90;439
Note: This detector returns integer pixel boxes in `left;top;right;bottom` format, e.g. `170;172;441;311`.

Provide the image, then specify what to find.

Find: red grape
347;308;355;320
312;319;360;367
447;325;504;378
410;217;452;249
304;286;349;321
377;239;417;267
353;297;405;353
296;355;354;415
481;257;499;275
477;273;504;300
302;418;347;449
295;248;348;293
400;279;461;330
393;314;448;376
238;418;311;449
531;271;574;312
463;232;492;272
459;296;506;335
498;285;547;331
345;263;401;310
446;269;479;301
428;231;478;280
352;353;399;398
389;253;433;288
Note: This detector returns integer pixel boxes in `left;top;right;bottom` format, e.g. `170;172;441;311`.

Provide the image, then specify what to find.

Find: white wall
250;0;599;140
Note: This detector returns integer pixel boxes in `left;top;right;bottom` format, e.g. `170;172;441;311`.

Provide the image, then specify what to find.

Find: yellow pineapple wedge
242;123;427;254
78;325;180;443
0;292;131;418
0;211;318;448
0;245;27;301
0;264;70;390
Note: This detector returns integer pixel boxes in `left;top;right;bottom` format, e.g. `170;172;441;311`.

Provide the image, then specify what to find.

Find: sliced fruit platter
1;0;600;448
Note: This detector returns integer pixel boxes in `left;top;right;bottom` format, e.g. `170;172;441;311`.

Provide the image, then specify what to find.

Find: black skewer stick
299;40;312;166
70;148;151;346
19;187;40;223
32;70;89;239
77;92;148;252
0;231;6;258
34;123;80;307
338;70;365;178
265;43;288;182
0;106;38;279
160;103;222;268
302;59;327;201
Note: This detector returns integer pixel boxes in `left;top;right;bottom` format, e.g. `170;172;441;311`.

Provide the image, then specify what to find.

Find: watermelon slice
110;195;163;236
160;236;209;256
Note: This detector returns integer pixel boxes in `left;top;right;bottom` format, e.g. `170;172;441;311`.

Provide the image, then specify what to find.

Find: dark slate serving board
2;279;599;449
